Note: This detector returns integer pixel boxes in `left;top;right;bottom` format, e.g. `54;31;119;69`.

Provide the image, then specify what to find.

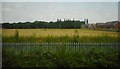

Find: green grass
2;29;120;68
3;45;120;68
2;29;118;37
2;29;119;43
2;35;119;43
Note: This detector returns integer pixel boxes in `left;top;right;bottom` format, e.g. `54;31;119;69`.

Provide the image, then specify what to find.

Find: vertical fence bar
3;42;119;57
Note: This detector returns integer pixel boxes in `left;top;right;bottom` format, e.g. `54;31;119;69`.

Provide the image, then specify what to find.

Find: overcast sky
2;0;120;2
2;2;118;23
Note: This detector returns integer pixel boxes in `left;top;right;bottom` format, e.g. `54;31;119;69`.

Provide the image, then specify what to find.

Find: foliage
2;20;85;29
2;29;120;68
15;30;19;42
2;46;120;68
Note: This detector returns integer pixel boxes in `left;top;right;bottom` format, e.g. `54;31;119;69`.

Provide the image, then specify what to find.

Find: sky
1;0;120;2
2;2;118;23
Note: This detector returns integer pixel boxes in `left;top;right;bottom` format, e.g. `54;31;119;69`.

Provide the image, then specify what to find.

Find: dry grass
2;29;118;37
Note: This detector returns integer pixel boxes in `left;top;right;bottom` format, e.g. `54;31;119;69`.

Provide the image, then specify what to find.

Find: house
114;21;120;29
96;21;119;29
105;21;118;29
96;23;105;28
82;21;119;30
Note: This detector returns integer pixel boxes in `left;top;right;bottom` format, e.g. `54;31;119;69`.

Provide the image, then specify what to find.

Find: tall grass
2;30;119;43
2;29;120;68
3;45;120;67
15;30;19;42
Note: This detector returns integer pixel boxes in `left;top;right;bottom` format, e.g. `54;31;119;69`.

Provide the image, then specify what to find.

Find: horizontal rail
2;42;119;46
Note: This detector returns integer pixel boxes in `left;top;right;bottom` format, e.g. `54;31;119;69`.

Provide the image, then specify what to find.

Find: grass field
2;29;119;43
2;29;118;37
2;29;120;68
3;45;120;67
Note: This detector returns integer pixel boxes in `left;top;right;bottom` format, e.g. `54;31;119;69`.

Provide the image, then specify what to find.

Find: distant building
96;21;120;29
88;24;95;29
105;21;117;29
96;23;105;28
81;18;89;28
114;21;120;29
84;18;88;24
81;23;95;29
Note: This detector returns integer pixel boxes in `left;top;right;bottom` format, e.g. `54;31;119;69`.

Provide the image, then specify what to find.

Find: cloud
2;2;118;23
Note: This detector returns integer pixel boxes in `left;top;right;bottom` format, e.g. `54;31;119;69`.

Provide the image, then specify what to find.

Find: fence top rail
2;42;119;43
2;42;120;46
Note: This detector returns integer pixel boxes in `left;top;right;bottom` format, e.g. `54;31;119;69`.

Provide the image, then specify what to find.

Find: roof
96;23;105;25
106;21;118;26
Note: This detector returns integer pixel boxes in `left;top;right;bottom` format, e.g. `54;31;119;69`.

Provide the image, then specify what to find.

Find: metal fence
2;42;119;46
2;42;119;53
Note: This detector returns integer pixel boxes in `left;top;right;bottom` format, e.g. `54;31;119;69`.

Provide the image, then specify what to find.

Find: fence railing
2;42;120;52
2;42;120;46
2;42;120;53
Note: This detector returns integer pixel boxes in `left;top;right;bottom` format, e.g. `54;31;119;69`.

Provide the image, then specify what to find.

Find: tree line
2;19;85;29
